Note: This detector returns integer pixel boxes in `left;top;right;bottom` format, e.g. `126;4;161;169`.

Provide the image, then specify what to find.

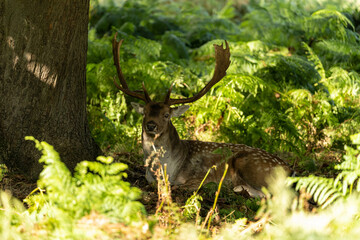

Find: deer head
131;102;190;138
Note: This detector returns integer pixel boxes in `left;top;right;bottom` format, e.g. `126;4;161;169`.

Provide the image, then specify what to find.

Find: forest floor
111;150;263;219
0;148;258;221
0;146;341;221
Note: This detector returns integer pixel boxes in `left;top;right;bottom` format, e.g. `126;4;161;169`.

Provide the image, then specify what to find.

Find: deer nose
146;121;157;132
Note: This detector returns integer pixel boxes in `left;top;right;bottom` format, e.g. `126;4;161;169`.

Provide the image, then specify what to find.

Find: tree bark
0;0;101;180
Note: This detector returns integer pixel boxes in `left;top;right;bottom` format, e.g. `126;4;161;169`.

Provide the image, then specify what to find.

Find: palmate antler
112;33;151;102
112;33;231;105
164;41;231;105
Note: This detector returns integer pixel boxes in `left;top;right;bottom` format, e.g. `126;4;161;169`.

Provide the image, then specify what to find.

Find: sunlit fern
288;133;360;208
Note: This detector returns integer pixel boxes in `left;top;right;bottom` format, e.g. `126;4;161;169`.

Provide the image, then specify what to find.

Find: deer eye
164;113;170;119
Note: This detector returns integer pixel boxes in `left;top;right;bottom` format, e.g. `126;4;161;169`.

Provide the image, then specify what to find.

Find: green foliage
0;164;6;181
288;175;341;208
334;133;360;194
183;194;203;220
243;169;360;240
0;138;148;238
6;137;145;239
25;137;145;224
288;133;360;208
0;191;32;239
87;91;142;150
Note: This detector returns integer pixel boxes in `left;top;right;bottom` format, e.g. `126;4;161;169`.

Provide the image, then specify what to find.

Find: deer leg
229;166;265;197
230;165;265;197
233;183;265;198
228;151;267;198
145;168;156;183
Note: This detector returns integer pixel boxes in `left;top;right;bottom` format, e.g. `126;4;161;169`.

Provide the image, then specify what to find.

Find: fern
306;9;355;42
0;191;32;239
334;133;360;194
302;42;326;80
288;133;360;208
24;137;145;227
288;175;342;208
325;68;360;106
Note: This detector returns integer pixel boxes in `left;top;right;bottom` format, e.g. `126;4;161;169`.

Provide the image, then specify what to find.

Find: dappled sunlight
7;36;19;68
6;36;57;87
6;36;15;50
23;52;58;87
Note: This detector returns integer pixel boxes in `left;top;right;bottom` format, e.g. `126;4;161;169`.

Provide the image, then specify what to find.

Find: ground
0;148;260;221
1;144;338;220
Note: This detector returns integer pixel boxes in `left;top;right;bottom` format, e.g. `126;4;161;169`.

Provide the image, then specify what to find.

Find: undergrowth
1;135;360;238
288;133;360;208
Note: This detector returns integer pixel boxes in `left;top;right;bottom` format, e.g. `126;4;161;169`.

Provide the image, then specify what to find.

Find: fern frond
320;67;360;106
290;133;360;208
314;39;360;70
289;175;342;208
311;9;355;31
25;137;145;225
305;9;355;42
25;137;75;202
302;42;325;80
286;89;312;105
226;74;268;96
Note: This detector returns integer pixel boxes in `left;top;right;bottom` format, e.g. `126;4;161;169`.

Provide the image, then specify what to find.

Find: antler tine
112;33;151;102
142;82;152;103
112;35;128;89
164;82;175;104
166;41;230;106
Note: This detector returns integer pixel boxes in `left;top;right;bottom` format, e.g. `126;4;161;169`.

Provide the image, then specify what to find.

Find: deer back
173;140;291;193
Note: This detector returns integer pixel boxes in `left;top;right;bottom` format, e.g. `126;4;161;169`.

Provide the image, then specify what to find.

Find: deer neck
142;121;189;183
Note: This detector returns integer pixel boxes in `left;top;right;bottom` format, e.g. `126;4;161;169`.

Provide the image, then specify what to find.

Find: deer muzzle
145;121;157;133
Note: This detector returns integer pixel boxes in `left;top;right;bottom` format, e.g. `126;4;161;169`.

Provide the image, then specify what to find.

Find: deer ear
131;102;144;114
171;105;190;117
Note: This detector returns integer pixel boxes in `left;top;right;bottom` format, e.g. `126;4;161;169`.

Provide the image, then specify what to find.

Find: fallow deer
112;33;291;197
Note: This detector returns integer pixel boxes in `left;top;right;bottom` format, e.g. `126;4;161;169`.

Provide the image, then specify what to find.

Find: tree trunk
0;0;101;180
